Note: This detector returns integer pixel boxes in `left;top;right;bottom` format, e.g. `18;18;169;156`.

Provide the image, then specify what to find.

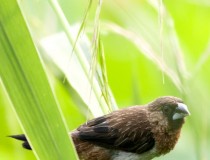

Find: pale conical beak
172;103;190;120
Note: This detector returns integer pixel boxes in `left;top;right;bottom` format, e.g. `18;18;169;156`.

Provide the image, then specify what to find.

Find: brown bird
11;96;190;160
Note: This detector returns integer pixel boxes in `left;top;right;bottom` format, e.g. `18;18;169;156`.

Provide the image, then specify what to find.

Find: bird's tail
9;134;31;150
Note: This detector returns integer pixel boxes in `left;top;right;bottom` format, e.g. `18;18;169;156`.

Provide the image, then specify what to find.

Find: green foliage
0;0;210;160
0;0;77;160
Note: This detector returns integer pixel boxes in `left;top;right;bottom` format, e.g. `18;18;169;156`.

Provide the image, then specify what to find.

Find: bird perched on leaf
11;96;190;160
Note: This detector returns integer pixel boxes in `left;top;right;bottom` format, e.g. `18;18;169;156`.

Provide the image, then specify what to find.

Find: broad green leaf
0;1;78;160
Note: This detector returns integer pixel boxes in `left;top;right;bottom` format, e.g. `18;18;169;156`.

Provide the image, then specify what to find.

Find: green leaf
0;1;78;160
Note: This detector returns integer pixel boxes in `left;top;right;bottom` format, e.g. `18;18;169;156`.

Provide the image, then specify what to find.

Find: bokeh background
1;0;210;159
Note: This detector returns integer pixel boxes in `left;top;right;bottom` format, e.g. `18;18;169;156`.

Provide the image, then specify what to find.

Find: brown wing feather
75;107;155;154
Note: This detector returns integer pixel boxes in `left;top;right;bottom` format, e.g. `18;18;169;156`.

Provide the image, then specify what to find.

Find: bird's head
147;96;190;131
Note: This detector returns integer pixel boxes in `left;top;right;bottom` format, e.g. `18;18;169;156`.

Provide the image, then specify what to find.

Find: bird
10;96;190;160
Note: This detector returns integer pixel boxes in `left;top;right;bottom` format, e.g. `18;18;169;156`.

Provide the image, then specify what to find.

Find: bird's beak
172;103;190;120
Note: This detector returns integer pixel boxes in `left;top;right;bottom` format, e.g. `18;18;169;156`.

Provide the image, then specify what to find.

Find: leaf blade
0;1;78;160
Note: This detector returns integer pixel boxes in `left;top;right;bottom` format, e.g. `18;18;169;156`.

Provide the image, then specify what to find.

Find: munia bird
11;96;190;160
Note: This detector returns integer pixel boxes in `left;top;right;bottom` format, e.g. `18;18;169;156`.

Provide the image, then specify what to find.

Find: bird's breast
153;129;181;155
111;147;157;160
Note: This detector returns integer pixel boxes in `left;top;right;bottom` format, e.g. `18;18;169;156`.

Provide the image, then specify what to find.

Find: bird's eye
162;106;171;114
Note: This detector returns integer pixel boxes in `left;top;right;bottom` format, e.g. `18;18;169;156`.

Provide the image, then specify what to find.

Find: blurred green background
1;0;210;159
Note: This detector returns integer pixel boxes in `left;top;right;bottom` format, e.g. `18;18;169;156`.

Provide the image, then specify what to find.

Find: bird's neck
154;127;182;155
170;118;185;131
148;114;184;155
151;120;184;155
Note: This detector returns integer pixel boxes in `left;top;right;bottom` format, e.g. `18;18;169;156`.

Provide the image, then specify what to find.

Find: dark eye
162;106;171;114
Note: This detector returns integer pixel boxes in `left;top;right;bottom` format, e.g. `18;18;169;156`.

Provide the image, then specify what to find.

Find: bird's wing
75;108;155;154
